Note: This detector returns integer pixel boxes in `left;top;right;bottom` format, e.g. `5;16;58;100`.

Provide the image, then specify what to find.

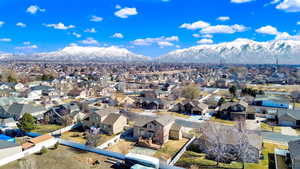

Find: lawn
156;111;190;119
154;138;188;161
175;142;288;169
32;124;64;134
209;117;235;126
0;146;114;169
61;131;115;146
106;139;135;154
260;123;281;133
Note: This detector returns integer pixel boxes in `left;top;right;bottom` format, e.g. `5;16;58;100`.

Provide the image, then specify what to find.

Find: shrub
54;142;59;149
40;146;48;154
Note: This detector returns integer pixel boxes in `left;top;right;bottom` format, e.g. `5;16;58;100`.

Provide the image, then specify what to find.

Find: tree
200;121;232;166
40;146;48;154
85;128;100;147
54;142;59;149
181;84;201;100
291;90;300;110
217;97;225;106
229;85;237;97
17;113;37;132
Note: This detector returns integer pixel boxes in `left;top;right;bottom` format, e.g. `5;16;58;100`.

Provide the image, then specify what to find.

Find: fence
0;138;57;167
168;136;196;166
97;134;121;149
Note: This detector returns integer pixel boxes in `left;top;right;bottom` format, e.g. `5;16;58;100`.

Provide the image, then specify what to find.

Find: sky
1;0;300;57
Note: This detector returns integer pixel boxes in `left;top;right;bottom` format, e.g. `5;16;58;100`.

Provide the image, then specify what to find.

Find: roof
170;123;182;131
154;115;175;126
289;139;300;160
7;103;46;118
94;108;119;117
0;140;20;149
134;116;156;127
102;113;125;125
28;134;53;145
277;109;300;120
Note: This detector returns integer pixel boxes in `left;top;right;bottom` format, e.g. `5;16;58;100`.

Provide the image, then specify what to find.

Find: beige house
101;114;127;135
82;108;127;135
133;115;182;145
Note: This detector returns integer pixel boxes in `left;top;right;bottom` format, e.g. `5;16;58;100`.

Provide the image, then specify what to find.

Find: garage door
280;120;295;126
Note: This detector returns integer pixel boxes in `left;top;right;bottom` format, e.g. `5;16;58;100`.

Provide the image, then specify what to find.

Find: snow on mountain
1;46;149;62
157;39;300;64
33;46;149;62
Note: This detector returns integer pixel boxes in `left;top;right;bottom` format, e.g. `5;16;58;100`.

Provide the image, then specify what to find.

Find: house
82;108;127;135
0;118;17;128
219;100;255;120
0;140;22;160
133;115;182;145
101;113;127;135
135;97;167;110
288;139;300;169
214;79;229;88
7;103;46;120
171;100;209;115
277;109;300;127
44;102;82;125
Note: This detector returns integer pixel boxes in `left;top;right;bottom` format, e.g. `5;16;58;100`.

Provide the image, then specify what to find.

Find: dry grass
260;123;281;133
106;139;135;154
0;146;114;169
61;131;115;146
209;117;236;126
32;125;63;135
154;138;188;161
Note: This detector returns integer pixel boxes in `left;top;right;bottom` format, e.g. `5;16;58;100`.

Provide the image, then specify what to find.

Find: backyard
32;124;64;135
61;130;115;146
176;142;288;169
0;146;116;169
154;138;189;161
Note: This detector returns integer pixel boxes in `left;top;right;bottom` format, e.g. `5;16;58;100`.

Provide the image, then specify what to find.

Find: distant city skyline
0;0;300;57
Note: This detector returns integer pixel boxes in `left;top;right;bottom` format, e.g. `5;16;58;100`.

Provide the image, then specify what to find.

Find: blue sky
0;0;300;57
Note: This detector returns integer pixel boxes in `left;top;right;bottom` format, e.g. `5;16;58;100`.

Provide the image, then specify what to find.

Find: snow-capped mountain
2;46;149;62
157;39;300;64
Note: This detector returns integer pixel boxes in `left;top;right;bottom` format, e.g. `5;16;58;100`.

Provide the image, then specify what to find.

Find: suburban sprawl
0;62;300;169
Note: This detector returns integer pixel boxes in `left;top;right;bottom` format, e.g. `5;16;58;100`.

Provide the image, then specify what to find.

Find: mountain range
2;39;300;64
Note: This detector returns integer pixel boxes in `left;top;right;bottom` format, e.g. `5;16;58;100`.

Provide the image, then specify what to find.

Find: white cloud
193;34;213;38
0;21;4;27
276;0;300;12
89;15;103;22
79;37;99;45
197;39;213;44
158;41;174;48
115;7;138;18
217;16;230;21
255;25;279;35
131;36;179;47
297;21;300;25
72;32;82;38
23;41;31;45
112;33;124;39
200;24;247;34
44;22;75;30
115;5;121;9
26;5;45;14
15;45;38;50
16;22;27;28
180;20;210;30
84;28;97;33
0;38;12;42
231;0;255;3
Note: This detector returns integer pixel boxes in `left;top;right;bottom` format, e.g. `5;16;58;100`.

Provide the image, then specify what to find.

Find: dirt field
106;139;135;154
0;146;116;169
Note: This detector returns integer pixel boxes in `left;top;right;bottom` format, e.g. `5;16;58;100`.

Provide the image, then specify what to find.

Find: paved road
261;131;300;144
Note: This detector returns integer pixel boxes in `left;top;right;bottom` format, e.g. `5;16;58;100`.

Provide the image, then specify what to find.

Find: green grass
260;123;281;133
32;125;64;134
176;142;288;169
154;139;188;160
210;117;235;126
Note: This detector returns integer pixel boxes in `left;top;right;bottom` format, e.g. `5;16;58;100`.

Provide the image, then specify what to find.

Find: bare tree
291;90;300;110
85;127;100;147
19;158;37;169
200;121;232;166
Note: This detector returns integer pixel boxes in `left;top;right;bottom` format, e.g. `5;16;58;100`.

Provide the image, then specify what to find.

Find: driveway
246;120;260;130
261;131;300;144
281;127;298;136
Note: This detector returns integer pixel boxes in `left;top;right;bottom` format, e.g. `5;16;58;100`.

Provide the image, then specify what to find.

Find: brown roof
28;134;53;144
21;142;34;150
102;113;125;125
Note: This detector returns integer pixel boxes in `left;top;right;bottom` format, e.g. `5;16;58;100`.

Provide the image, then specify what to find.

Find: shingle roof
7;103;46;119
0;140;20;149
102;113;124;125
289;139;300;160
277;109;300;120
